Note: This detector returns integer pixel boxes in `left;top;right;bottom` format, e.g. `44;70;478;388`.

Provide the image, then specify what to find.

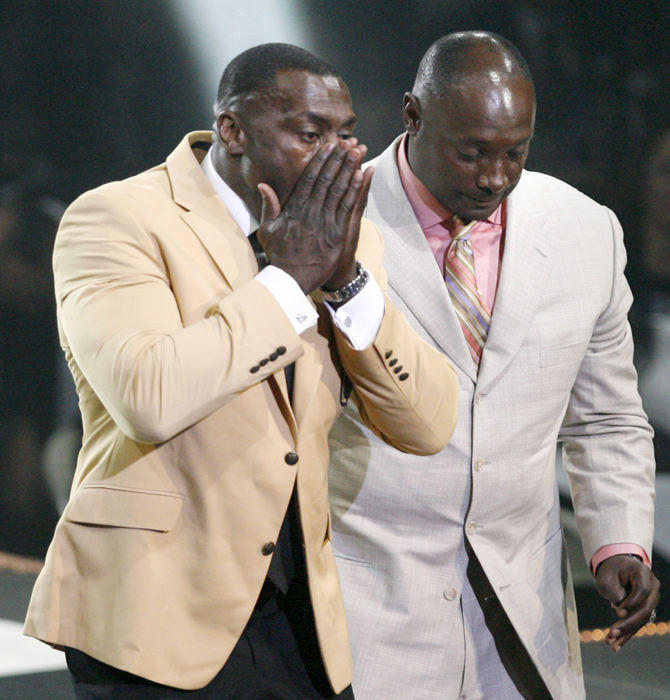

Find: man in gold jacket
23;44;458;699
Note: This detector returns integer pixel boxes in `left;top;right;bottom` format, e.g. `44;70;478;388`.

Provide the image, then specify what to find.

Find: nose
322;130;351;149
477;159;509;194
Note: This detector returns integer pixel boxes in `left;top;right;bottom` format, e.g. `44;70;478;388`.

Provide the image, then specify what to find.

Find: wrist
320;262;369;303
322;262;359;291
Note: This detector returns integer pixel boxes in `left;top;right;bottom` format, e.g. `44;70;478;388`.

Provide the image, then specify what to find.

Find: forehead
264;70;354;121
430;76;535;141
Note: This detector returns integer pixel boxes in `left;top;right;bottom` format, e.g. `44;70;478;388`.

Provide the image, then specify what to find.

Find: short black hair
413;31;534;97
214;42;340;115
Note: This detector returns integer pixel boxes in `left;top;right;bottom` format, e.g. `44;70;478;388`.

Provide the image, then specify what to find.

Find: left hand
256;140;373;295
595;554;660;651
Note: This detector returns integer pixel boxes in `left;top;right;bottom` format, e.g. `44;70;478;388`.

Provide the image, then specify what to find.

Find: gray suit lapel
367;139;477;381
477;176;557;392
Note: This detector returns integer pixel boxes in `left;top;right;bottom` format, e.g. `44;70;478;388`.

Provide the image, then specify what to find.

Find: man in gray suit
329;31;660;699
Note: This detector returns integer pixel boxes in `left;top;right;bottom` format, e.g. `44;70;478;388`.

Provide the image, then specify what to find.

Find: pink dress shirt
396;134;504;312
395;134;650;575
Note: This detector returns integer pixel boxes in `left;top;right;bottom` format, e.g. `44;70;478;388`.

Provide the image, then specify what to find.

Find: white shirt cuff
256;265;318;335
325;270;384;350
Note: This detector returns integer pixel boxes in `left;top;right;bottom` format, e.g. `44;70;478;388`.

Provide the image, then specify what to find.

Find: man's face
407;75;535;221
240;70;358;207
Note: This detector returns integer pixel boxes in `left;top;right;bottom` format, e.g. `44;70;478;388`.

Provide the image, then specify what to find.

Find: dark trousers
66;578;354;699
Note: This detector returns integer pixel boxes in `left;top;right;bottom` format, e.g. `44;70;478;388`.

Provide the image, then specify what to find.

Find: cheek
269;147;318;200
505;162;525;185
285;147;317;183
444;159;476;189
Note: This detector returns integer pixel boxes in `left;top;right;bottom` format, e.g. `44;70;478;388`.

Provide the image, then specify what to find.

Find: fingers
289;141;366;218
353;164;374;219
324;147;364;229
606;602;653;652
287;142;337;212
334;162;364;233
257;183;281;224
599;564;660;652
259;137;370;294
617;567;659;613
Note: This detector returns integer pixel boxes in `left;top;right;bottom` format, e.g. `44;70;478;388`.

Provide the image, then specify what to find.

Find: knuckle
328;183;347;198
315;174;333;190
301;170;318;186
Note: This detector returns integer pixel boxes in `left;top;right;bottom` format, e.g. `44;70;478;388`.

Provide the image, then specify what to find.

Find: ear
402;92;422;135
217;112;246;155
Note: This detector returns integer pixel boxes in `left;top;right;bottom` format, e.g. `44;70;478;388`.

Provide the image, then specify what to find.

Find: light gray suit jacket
328;137;655;699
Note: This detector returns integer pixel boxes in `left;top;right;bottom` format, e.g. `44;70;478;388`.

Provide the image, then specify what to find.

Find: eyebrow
298;112;358;130
459;136;531;148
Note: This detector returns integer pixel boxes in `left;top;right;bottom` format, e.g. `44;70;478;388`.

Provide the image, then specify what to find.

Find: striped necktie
443;218;491;367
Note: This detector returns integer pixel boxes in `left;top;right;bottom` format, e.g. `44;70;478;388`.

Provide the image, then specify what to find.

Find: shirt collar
396;133;503;232
201;147;259;236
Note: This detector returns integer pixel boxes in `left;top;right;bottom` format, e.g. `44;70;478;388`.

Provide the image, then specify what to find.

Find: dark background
1;0;669;626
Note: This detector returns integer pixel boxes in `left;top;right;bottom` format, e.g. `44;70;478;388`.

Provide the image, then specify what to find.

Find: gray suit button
443;587;458;601
261;542;275;555
284;452;299;465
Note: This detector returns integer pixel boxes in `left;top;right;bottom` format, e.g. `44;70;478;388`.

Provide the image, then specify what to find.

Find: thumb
597;569;627;609
257;183;281;223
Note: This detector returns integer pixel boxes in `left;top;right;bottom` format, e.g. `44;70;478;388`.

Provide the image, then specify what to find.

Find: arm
331;219;459;456
256;138;458;455
559;206;658;648
55;140;374;444
54;186;307;444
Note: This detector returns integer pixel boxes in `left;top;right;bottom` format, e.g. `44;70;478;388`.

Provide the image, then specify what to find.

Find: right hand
596;555;660;652
256;140;373;294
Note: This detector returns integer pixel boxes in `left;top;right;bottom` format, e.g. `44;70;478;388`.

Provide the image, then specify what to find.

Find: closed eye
507;149;526;161
457;151;481;163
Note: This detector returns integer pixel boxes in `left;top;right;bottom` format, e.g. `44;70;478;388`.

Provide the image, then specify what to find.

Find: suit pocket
66;484;184;532
539;340;588;367
333;551;374;568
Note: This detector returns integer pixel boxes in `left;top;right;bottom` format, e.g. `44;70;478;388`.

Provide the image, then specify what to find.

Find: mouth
463;192;499;205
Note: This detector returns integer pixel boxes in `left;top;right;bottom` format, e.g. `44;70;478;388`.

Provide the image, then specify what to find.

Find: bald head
403;32;536;222
412;31;534;101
